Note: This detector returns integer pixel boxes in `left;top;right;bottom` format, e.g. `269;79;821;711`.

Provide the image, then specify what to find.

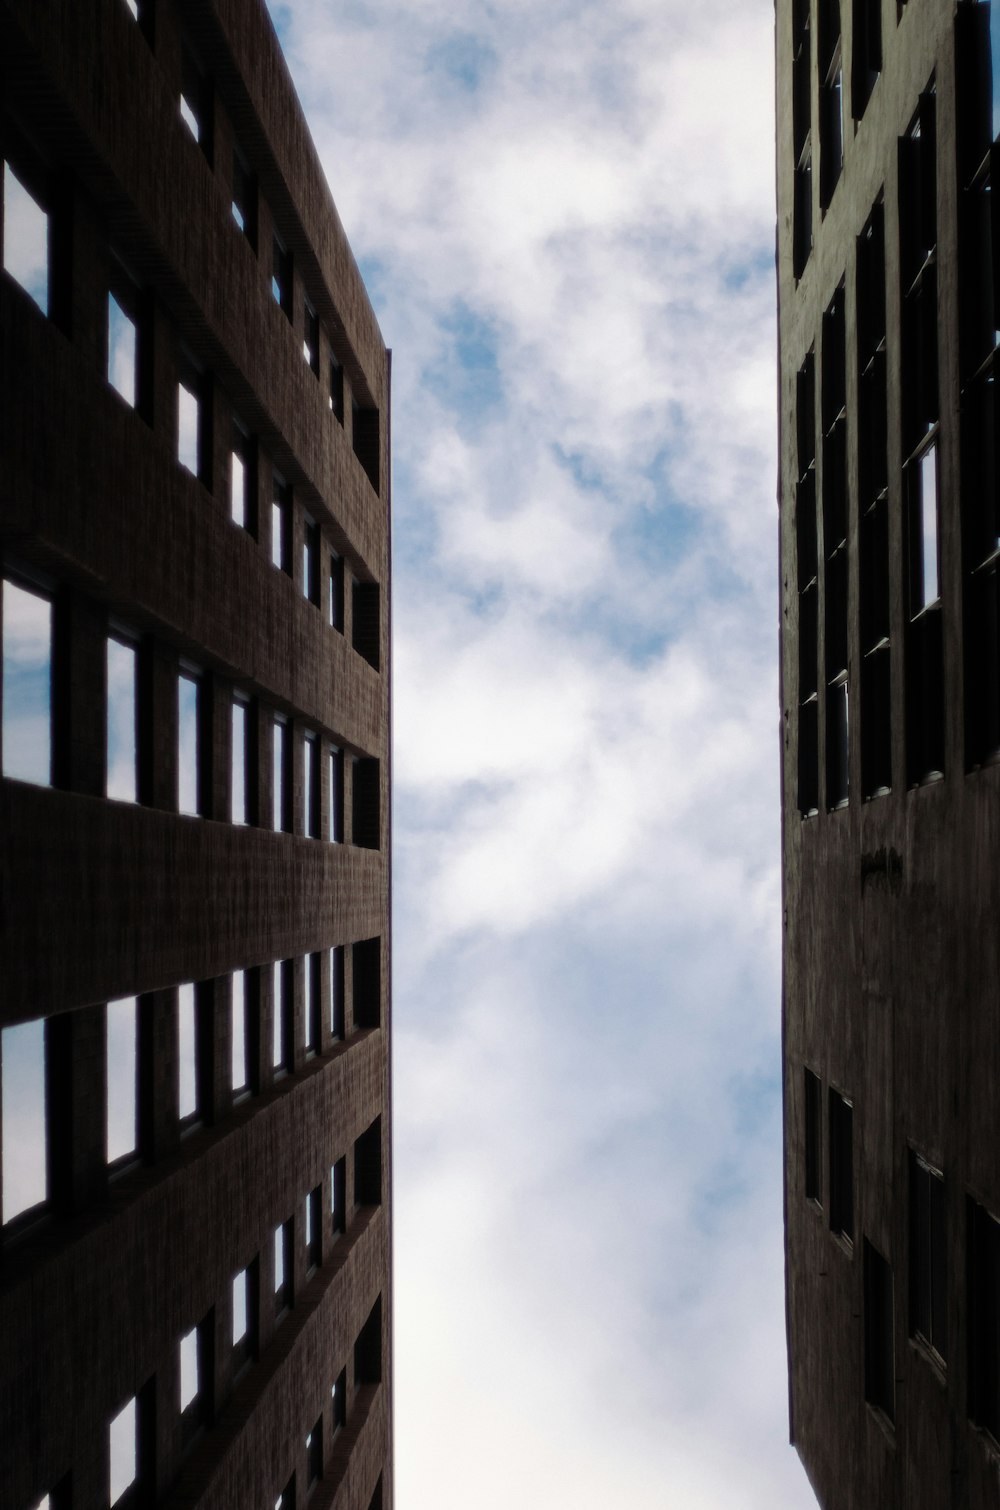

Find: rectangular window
2;577;52;786
909;442;940;611
820;64;844;208
331;1157;346;1236
305;1185;321;1269
272;960;290;1073
274;1219;292;1313
273;716;290;832
303;298;320;374
178;669;202;816
853;0;881;120
332;1367;347;1431
107;290;137;408
179;1325;200;1412
828;1090;853;1240
857;201;891;799
330;945;345;1039
352;757;380;849
231;971;248;1095
355;1118;382;1207
275;1479;295;1510
271;476;291;573
352;578;381;669
304;733;320;838
232;696;248;825
178;982;199;1123
231;422;252;530
303;518;320;606
352;402;381;493
909;1153;947;1362
823;286;850;810
329;355;344;421
231;148;255;245
107;636;138;803
106;996;138;1164
307;1418;323;1485
305;952;321;1054
179;46;211;161
329;552;344;630
2;159;49;314
863;1239;895;1422
354;1296;382;1385
109;1395;137;1506
328;746;343;842
970;1197;1000;1436
272;232;292;319
1;1019;48;1223
353;938;381;1030
232;1267;249;1346
804;1068;822;1203
794;155;813;279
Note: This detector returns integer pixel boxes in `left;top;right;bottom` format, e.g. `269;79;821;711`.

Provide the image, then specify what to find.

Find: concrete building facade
0;0;391;1506
779;0;1000;1504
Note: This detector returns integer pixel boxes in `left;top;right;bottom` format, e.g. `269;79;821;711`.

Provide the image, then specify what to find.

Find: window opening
303;518;320;606
231;422;253;530
352;579;380;669
305;1185;321;1269
909;1153;946;1362
272;232;292;319
274;1220;292;1313
804;1067;822;1202
828;1089;853;1240
107;635;138;802
331;1157;346;1236
272;960;289;1073
329;552;344;630
329;945;345;1039
179;46;211;161
853;0;882;121
232;970;248;1095
354;1296;382;1385
303;298;320;374
272;475;292;573
969;1196;1000;1436
353;938;381;1030
352;756;380;849
107;290;137;408
178;669;202;816
304;732;320;838
179;1326;200;1412
857;202;891;797
307;1418;323;1485
2;159;49;313
823;288;850;808
329;355;344;422
273;716;290;831
2;577;52;786
231;148;256;244
178;982;199;1123
329;746;343;843
177;361;208;482
332;1368;347;1431
305;952;321;1054
233;1267;249;1345
106;996;138;1164
863;1240;895;1422
355;1118;382;1207
1;1018;48;1223
109;1396;137;1506
232;695;248;825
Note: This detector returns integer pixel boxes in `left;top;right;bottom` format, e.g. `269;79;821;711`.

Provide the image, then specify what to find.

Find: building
778;0;1000;1505
0;0;391;1505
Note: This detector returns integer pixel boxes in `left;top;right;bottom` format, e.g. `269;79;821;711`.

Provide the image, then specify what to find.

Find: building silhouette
0;0;391;1506
779;0;1000;1505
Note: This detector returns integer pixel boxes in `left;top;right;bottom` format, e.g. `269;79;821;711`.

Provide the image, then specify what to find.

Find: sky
262;1;816;1505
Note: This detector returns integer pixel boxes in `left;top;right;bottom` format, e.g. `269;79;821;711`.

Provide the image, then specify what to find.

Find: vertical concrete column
53;588;106;797
47;1004;106;1213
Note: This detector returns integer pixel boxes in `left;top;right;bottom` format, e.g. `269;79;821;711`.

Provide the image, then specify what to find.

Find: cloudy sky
266;0;814;1504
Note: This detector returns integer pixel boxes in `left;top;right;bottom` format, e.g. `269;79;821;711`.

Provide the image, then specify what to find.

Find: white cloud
271;0;814;1503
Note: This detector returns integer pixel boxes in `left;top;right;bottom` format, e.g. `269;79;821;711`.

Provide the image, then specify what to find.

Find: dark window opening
352;757;380;850
306;951;321;1053
231;147;256;247
179;46;212;164
909;1153;946;1363
796;353;820;816
329;945;345;1039
354;1296;382;1386
330;1157;346;1236
823;289;849;809
794;157;813;279
828;1089;853;1240
272;959;292;1075
853;0;881;120
328;746;343;843
352;401;380;493
307;1417;323;1487
304;732;321;839
352;579;380;670
330;355;345;422
354;1117;382;1207
804;1068;822;1203
272;475;292;574
272;232;293;319
305;1184;321;1271
857;205;889;800
820;61;844;208
329;553;344;631
304;299;320;375
864;1239;895;1422
303;518;321;606
969;1196;1000;1437
353;938;381;1031
332;1367;347;1431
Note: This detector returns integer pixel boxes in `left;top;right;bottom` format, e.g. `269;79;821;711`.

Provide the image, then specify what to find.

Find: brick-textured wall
0;0;392;1504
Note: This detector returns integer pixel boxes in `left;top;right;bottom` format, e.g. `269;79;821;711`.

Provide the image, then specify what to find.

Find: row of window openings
802;1067;1000;1433
0;940;382;1227
30;1288;382;1510
2;578;380;842
796;106;941;812
3;79;383;492
791;0;884;279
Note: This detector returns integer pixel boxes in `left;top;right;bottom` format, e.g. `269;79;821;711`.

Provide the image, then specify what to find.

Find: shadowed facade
0;0;391;1505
